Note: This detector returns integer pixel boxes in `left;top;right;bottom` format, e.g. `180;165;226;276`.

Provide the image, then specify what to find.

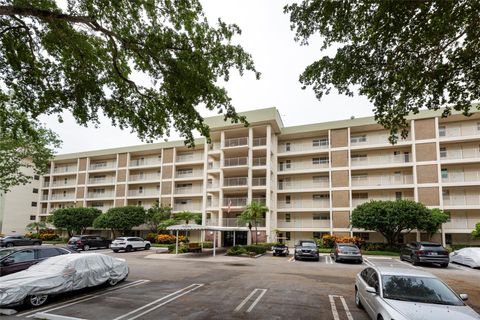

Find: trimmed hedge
226;246;247;256
227;245;267;256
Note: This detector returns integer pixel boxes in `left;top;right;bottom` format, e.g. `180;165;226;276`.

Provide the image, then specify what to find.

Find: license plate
429;252;438;255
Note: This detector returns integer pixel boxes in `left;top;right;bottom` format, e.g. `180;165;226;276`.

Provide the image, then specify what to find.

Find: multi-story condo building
2;107;480;247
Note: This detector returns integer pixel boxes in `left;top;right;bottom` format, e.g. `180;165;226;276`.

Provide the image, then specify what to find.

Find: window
313;213;324;220
445;234;452;245
354;232;370;241
33;175;40;180
137;201;143;205
366;270;379;291
285;195;291;204
350;134;367;144
32;188;39;194
312;176;328;184
31;202;37;207
440;147;447;158
351;154;367;162
439;125;446;137
11;250;35;263
139;186;143;194
285;213;291;222
312;138;328;147
445;211;451;222
441;168;448;179
352;193;368;199
313;194;329;200
93;161;107;168
285;232;291;241
177;168;193;175
360;268;372;282
93;188;105;194
442;189;450;198
285;160;291;169
312;157;329;164
177;183;192;189
30;215;36;221
38;248;62;259
395;192;402;200
285;142;291;152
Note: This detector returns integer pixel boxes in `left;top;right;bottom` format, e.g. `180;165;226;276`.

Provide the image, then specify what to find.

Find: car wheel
411;255;419;266
294;254;299;261
25;294;48;307
5;243;13;248
33;242;41;246
273;252;276;256
400;254;405;261
83;245;90;251
113;250;119;253
355;289;363;309
126;245;133;252
377;315;384;320
145;244;151;250
107;278;119;286
315;257;320;262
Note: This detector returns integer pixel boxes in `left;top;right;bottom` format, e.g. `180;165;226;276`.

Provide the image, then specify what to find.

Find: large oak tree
285;1;480;143
0;0;258;192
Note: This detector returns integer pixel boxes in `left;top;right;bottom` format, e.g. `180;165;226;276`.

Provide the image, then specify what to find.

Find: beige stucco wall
415;143;437;161
77;172;86;185
418;187;440;206
414;118;436;140
117;169;126;183
330;128;348;148
331;151;348;167
116;184;125;197
332;211;350;228
118;153;128;167
332;190;350;207
416;164;439;184
331;170;349;187
78;158;87;171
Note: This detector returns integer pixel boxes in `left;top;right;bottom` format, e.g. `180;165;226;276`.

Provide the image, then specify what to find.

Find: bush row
145;233;188;244
226;245;267;256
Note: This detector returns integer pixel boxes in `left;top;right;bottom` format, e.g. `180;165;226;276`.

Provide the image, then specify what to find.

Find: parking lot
9;249;480;320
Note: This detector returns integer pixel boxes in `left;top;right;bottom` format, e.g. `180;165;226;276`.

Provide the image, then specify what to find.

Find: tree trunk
249;226;253;245
254;219;258;245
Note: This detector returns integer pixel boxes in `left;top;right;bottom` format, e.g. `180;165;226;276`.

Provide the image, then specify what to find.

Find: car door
358;268;374;316
134;238;143;249
365;270;383;317
1;249;36;275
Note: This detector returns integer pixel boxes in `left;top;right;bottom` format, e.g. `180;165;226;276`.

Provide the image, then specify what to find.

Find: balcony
223;177;248;187
41;194;49;201
440;147;480;161
40;208;47;214
53;165;77;174
224;137;248;148
252;197;266;205
352;196;414;207
89;205;113;212
351;174;413;187
224;157;247;167
278;160;329;172
205;218;265;228
351;154;411;167
89;161;116;171
208;142;221;152
442;171;480;184
129;173;161;182
207;181;220;189
252;177;267;187
50;180;77;188
253;137;267;147
277;220;330;229
175;171;203;179
88;177;116;185
278;179;329;191
439;123;480;139
223;198;247;207
253;157;266;166
50;193;76;200
173;203;202;212
130;157;162;167
176;153;203;163
350;132;410;147
208;162;220;170
278;140;328;153
206;200;219;208
277;199;329;209
87;191;114;199
128;189;159;197
174;186;203;194
443;195;480;207
443;218;479;229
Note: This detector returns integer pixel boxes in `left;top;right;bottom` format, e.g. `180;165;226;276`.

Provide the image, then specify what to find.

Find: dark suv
0;235;42;247
0;246;74;276
400;241;450;267
67;235;111;251
294;240;319;261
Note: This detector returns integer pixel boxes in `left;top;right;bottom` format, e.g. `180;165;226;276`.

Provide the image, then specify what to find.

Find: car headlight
295;248;302;252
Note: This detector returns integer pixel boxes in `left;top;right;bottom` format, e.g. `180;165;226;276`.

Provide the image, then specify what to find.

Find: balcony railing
440;148;480;161
253;137;267;147
352;196;414;207
224;157;248;167
252;177;267;186
252;197;266;205
208;162;220;170
209;142;221;151
130;157;162;167
443;195;480;206
175;186;203;194
277;199;329;209
351;175;413;187
173;203;202;211
253;157;267;166
277;220;330;228
207;181;220;189
205;218;266;228
278;140;329;153
89;162;116;171
129;173;161;182
176;153;203;163
41;194;49;200
443;218;479;229
53;166;77;173
439;125;480;138
86;191;114;199
88;177;116;184
351;154;411;167
175;171;203;179
40;208;47;214
278;161;329;172
128;189;159;197
224;177;248;187
49;180;77;187
278;179;329;190
206;200;219;208
51;193;76;200
223;198;247;207
442;171;480;183
350;133;410;146
224;137;248;148
89;205;113;212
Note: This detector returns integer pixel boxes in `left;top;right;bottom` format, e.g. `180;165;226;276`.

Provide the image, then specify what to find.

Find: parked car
400;241;449;267
0;246;75;276
330;243;363;263
355;266;480;320
0;235;42;248
110;237;151;252
67;235;112;251
294;240;319;261
0;253;128;308
450;248;480;268
272;243;289;256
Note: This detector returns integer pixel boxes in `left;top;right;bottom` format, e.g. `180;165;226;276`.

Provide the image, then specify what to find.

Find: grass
319;248;332;253
151;243;171;247
43;240;68;244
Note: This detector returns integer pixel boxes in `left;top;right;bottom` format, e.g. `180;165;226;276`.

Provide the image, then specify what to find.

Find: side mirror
366;286;377;294
460;294;469;301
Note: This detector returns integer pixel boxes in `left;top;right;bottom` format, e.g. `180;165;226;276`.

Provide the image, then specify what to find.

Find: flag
228;199;232;214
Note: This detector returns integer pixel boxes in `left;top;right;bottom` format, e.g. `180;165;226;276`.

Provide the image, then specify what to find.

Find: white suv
111;237;151;252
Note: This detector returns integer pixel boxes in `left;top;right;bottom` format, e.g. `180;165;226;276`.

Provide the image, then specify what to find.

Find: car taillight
336;249;342;253
415;250;424;255
76;240;82;245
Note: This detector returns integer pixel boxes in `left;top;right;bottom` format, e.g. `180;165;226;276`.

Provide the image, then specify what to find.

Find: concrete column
265;125;272;242
248;127;253;203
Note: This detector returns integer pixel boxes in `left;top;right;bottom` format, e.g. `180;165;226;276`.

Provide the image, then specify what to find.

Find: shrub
201;241;213;248
321;235;365;248
242;245;267;255
255;242;276;251
39;233;59;241
226;246;247;256
167;244;188;253
322;235;337;248
145;233;158;243
156;234;188;244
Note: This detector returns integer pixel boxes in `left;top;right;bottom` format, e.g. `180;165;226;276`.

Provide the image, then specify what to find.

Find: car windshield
0;249;15;258
382;275;463;306
300;242;316;247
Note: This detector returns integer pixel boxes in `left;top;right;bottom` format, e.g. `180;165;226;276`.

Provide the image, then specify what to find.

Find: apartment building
9;107;480;246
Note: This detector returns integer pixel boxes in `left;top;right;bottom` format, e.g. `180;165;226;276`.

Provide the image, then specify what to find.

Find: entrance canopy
166;224;248;256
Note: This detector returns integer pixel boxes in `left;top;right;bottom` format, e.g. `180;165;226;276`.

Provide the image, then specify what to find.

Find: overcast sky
42;0;374;155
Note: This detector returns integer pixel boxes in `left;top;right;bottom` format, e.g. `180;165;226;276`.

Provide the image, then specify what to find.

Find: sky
42;0;374;155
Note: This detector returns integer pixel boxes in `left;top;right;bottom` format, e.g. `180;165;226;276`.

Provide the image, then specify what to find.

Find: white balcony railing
175;186;203;194
351;154;411;167
253;137;267;147
205;218;266;228
88;177;116;184
277;220;330;228
40;208;47;214
207;181;220;189
53;166;77;173
439;125;480;138
350;133;410;146
129;173;161;182
278;140;329;153
41;194;49;200
278;179;329;190
176;153;204;163
50;193;76;200
128;189;159;197
224;137;248;148
224;177;248;187
253;157;267;166
224;157;248;167
352;196;414;207
351;175;413;187
206;200;219;208
50;180;77;187
252;177;267;186
440;148;480;161
130;157;162;167
442;171;480;183
443;195;480;206
87;191;115;199
89;161;116;171
175;171;203;179
223;198;248;207
277;199;330;209
209;142;221;151
173;203;202;212
443;218;479;229
278;161;329;172
208;162;220;170
252;197;266;205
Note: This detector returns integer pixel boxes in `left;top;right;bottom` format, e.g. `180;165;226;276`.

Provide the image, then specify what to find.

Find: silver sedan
355;266;480;320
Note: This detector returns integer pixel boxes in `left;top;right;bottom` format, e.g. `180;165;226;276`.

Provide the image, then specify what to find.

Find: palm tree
237;202;268;245
174;211;201;239
26;221;47;235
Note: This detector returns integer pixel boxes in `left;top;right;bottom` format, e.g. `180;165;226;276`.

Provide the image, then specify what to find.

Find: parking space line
26;280;150;318
397;260;418;269
329;295;353;320
450;263;473;272
113;283;204;320
363;258;374;267
288;256;295;262
32;312;87;320
234;288;268;313
325;255;333;264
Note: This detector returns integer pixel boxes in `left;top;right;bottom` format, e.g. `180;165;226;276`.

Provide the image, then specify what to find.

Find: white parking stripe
397;259;418;269
121;284;204;320
234;289;268;313
246;289;267;313
325;255;333;264
363;258;374;267
329;295;353;320
288;256;295;263
26;280;150;318
32;312;87;320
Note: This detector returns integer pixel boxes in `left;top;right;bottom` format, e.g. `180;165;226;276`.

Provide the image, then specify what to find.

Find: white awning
166;224;248;232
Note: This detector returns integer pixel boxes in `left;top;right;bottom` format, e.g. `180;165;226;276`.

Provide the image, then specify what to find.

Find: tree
0;0;259;192
174;211;201;238
418;208;449;240
351;200;432;247
472;222;480;240
285;1;480;143
93;206;145;237
26;221;46;235
237;202;268;245
48;207;101;237
144;202;173;233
